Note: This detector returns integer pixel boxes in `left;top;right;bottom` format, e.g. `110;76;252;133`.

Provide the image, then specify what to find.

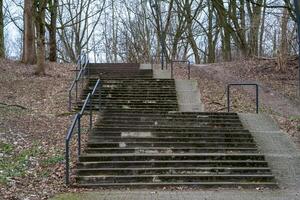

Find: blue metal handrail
227;83;259;114
65;79;101;185
171;60;191;79
68;53;90;111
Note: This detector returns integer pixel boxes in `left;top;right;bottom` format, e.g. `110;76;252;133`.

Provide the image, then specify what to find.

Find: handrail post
75;80;78;106
89;98;93;131
256;85;259;114
188;61;191;80
68;90;72;111
77;115;81;156
227;85;230;112
99;82;101;111
65;140;70;185
87;61;90;78
171;61;173;79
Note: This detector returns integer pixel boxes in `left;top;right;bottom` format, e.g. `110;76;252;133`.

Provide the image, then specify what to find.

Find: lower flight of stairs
74;66;276;188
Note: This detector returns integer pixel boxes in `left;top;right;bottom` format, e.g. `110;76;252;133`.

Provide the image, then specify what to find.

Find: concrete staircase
75;63;276;188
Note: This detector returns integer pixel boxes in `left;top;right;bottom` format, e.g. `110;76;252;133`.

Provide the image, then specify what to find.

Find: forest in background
0;0;299;74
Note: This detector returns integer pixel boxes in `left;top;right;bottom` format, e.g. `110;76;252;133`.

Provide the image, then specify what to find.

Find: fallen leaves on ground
0;59;93;199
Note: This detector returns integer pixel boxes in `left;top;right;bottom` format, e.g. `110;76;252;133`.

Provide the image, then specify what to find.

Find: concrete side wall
239;113;300;189
175;80;204;112
140;64;152;70
141;63;204;112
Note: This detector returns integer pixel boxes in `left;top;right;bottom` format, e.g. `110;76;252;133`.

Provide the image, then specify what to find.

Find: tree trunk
49;0;58;62
34;0;47;75
273;30;277;57
277;8;289;71
0;0;4;57
207;0;215;63
187;24;201;64
259;0;267;56
23;0;36;64
213;0;231;61
247;0;263;56
222;28;232;61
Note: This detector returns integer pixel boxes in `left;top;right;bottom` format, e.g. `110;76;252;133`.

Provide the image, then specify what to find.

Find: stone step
90;81;175;85
102;111;238;116
93;127;248;132
86;142;256;148
84;100;179;105
78;99;178;103
83;147;258;154
85;83;176;87
85;88;177;92
99;114;240;119
76;181;277;188
87;136;254;143
79;153;265;160
85;93;178;97
98;96;178;99
97;109;175;113
90;78;174;81
95;123;244;129
90;132;253;138
78;101;178;106
97;120;243;126
97;89;176;93
96;124;243;129
88;95;178;99
77;106;178;111
78;102;178;107
76;167;272;176
99;85;176;88
102;115;239;119
99;119;242;124
76;174;275;184
94;83;175;87
77;160;270;168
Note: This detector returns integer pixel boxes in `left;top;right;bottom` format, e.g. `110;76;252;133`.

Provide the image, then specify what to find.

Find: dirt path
194;64;300;117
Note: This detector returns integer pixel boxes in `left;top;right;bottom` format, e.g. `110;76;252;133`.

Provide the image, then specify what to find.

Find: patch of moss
0;144;41;185
41;154;64;166
0;142;14;154
289;115;300;121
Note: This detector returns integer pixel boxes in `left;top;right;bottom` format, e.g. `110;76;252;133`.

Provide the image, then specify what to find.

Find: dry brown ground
0;59;90;199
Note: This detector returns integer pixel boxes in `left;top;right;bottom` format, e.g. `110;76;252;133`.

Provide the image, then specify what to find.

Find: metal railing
68;53;90;111
65;79;101;185
171;60;191;79
227;83;259;114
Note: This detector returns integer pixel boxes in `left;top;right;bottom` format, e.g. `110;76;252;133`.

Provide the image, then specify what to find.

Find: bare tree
47;0;58;62
57;0;106;62
34;0;47;75
0;0;4;57
23;0;36;64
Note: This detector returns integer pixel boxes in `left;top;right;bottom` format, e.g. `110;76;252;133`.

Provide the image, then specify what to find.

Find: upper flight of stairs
74;63;277;188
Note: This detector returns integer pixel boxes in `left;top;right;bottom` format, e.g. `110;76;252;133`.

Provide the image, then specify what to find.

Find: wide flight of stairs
74;63;276;188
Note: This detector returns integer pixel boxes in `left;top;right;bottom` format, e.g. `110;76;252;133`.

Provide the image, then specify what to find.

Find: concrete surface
144;63;204;112
140;64;152;70
152;64;171;79
239;113;300;190
52;189;300;200
175;79;204;112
